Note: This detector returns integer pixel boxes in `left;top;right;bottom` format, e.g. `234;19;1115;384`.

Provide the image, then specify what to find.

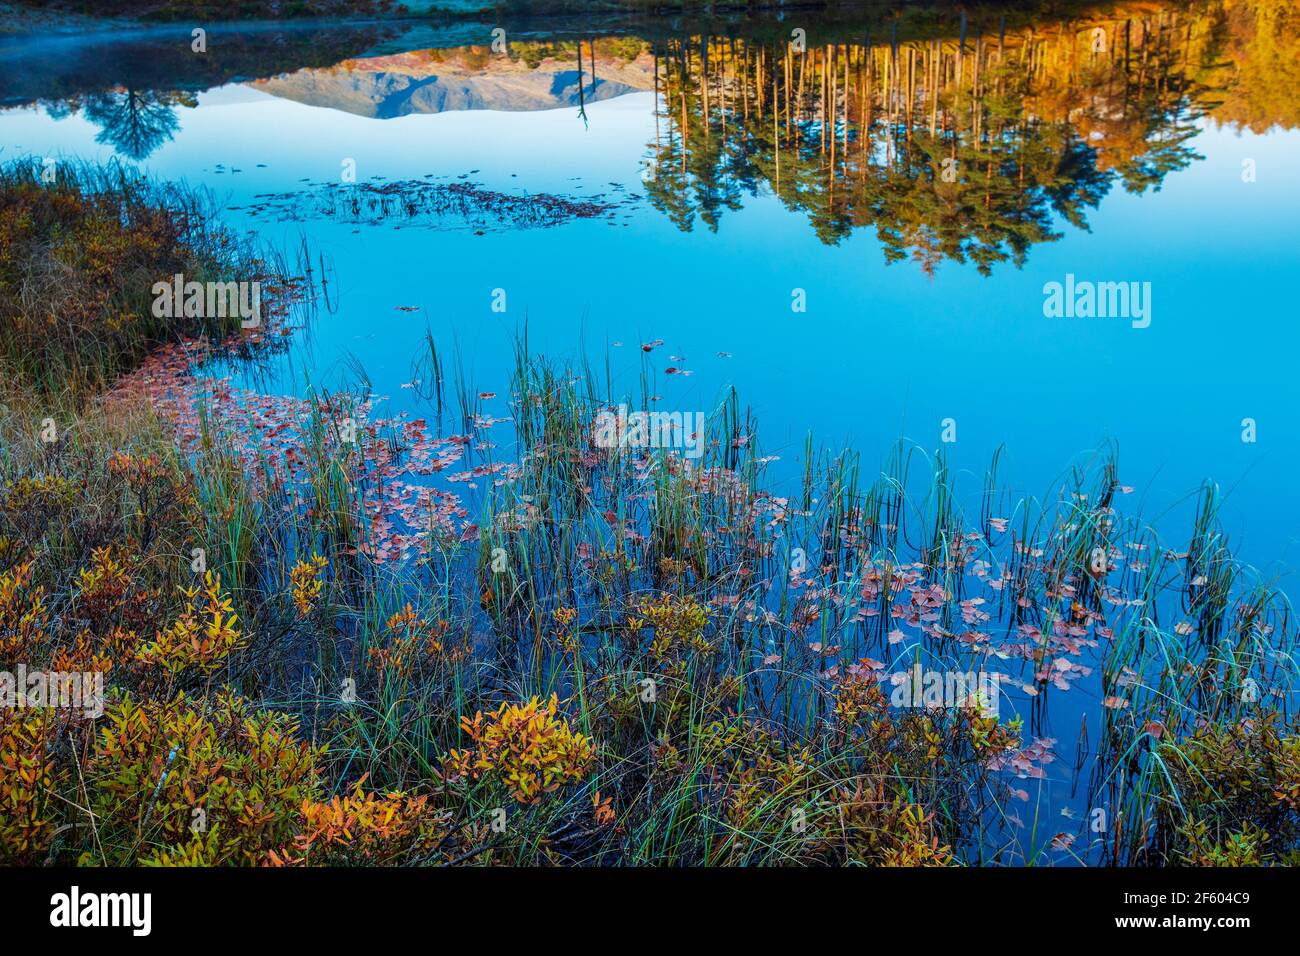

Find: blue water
2;15;1299;863
8;84;1296;561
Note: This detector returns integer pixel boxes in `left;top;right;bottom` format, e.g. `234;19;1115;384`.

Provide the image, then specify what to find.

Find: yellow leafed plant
289;553;328;617
138;572;245;674
448;695;595;804
0;561;49;666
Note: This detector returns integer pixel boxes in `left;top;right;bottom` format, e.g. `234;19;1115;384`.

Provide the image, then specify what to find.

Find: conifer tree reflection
643;6;1218;274
82;88;186;161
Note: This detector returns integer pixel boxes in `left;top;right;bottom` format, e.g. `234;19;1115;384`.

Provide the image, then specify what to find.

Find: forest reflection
637;1;1292;273
11;1;1296;275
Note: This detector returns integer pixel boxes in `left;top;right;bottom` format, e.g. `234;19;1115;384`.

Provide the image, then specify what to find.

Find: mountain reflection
250;45;655;117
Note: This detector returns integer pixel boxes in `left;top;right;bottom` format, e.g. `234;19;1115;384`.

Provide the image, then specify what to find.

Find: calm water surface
3;4;1298;861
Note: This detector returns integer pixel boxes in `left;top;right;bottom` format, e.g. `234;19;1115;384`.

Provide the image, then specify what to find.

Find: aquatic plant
238;178;630;234
1;155;1297;870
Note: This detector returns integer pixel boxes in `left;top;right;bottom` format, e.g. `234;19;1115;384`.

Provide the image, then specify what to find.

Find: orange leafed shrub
628;593;712;660
137;572;245;674
269;784;447;866
447;695;595;804
76;546;158;639
368;603;449;679
289;553;328;617
48;631;113;679
0;561;49;666
0;709;61;865
91;692;319;866
877;805;956;867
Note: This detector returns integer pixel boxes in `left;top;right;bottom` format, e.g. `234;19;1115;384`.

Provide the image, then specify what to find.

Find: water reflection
640;11;1224;273
251;43;653;117
1;23;391;158
82;89;187;160
5;0;1297;262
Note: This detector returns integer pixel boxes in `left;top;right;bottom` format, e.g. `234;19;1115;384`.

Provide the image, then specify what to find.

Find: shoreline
0;1;134;34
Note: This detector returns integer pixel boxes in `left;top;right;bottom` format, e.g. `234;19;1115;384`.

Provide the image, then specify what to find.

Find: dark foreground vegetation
1;159;1297;866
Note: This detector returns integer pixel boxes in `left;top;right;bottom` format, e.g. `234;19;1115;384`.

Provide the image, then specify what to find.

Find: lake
2;0;1298;863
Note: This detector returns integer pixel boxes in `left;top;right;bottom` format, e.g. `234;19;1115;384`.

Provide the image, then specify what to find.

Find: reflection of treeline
459;0;1139;27
640;0;1294;273
394;37;648;70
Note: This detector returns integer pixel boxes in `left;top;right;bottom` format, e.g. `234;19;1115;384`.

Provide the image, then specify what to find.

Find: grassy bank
0;159;1296;867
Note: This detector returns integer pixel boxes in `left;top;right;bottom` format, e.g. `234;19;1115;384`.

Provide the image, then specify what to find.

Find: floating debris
235;177;635;233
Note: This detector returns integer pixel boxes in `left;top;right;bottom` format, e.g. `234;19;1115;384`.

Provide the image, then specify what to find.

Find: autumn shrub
289;553;328;618
367;603;451;681
137;573;247;676
268;785;449;867
0;476;78;570
1161;714;1300;865
85;692;318;865
75;545;161;640
0;709;63;865
0;561;50;668
4;686;462;867
677;716;960;866
447;695;595;805
0;390;201;586
627;593;713;662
